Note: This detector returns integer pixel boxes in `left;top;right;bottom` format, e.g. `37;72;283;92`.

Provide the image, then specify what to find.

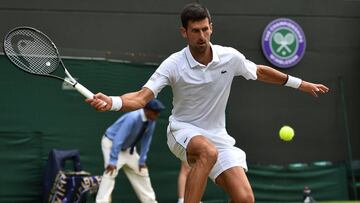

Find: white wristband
110;96;123;111
284;75;302;89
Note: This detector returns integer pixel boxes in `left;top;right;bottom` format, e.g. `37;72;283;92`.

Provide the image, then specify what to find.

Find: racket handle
74;83;94;99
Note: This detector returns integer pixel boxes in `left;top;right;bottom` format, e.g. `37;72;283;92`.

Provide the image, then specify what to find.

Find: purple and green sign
261;18;306;68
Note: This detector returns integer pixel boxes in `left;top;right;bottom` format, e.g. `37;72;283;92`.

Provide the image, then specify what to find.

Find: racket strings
4;29;59;75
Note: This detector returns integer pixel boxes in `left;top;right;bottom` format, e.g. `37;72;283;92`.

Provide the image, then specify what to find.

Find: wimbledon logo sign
261;18;306;68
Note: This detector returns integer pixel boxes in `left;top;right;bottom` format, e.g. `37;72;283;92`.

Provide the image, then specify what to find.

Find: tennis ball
279;125;295;141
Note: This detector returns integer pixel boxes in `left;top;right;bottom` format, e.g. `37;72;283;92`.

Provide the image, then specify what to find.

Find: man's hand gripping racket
3;26;106;106
86;93;113;112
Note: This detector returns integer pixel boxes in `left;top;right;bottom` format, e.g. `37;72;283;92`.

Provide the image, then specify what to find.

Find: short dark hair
180;3;211;29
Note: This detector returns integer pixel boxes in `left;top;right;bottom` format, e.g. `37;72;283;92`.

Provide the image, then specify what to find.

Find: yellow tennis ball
279;125;295;141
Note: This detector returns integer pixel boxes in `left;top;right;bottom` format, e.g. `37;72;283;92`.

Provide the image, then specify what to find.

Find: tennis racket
3;26;94;99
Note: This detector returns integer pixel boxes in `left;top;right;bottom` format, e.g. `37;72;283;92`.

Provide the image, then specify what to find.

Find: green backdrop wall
0;56;351;202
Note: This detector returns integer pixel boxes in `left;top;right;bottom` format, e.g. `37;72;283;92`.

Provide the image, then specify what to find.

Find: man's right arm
119;87;155;111
86;58;172;112
85;87;154;112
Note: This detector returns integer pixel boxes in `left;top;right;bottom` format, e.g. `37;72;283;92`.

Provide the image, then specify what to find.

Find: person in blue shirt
96;99;165;203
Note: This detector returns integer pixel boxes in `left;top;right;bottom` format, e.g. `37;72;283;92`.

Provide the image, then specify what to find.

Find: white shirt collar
140;109;148;122
185;43;220;69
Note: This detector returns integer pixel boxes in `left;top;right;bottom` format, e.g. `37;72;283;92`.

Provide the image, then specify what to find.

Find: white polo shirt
144;44;257;132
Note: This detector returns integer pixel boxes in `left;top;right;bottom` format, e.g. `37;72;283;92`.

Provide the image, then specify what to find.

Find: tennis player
87;3;329;203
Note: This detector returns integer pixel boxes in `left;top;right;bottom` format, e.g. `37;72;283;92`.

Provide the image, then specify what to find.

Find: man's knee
102;171;118;179
231;190;254;203
200;145;218;164
187;136;218;166
242;192;254;203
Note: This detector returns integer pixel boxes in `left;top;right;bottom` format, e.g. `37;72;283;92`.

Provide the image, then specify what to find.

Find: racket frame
3;26;94;99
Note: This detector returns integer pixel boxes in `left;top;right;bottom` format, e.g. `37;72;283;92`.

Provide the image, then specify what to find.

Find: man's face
181;18;212;54
144;109;161;121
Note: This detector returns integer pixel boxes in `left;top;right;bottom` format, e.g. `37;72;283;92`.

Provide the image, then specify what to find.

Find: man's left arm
256;65;329;97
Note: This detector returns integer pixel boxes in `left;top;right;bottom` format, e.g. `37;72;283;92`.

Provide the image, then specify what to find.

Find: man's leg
96;136;122;203
123;150;157;203
185;135;218;203
215;166;254;203
177;161;190;203
96;169;119;203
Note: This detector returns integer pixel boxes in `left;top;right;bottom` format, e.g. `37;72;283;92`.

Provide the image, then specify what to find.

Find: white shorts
167;121;248;182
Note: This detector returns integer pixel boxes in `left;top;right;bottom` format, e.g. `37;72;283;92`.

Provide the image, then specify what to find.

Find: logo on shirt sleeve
149;72;161;82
